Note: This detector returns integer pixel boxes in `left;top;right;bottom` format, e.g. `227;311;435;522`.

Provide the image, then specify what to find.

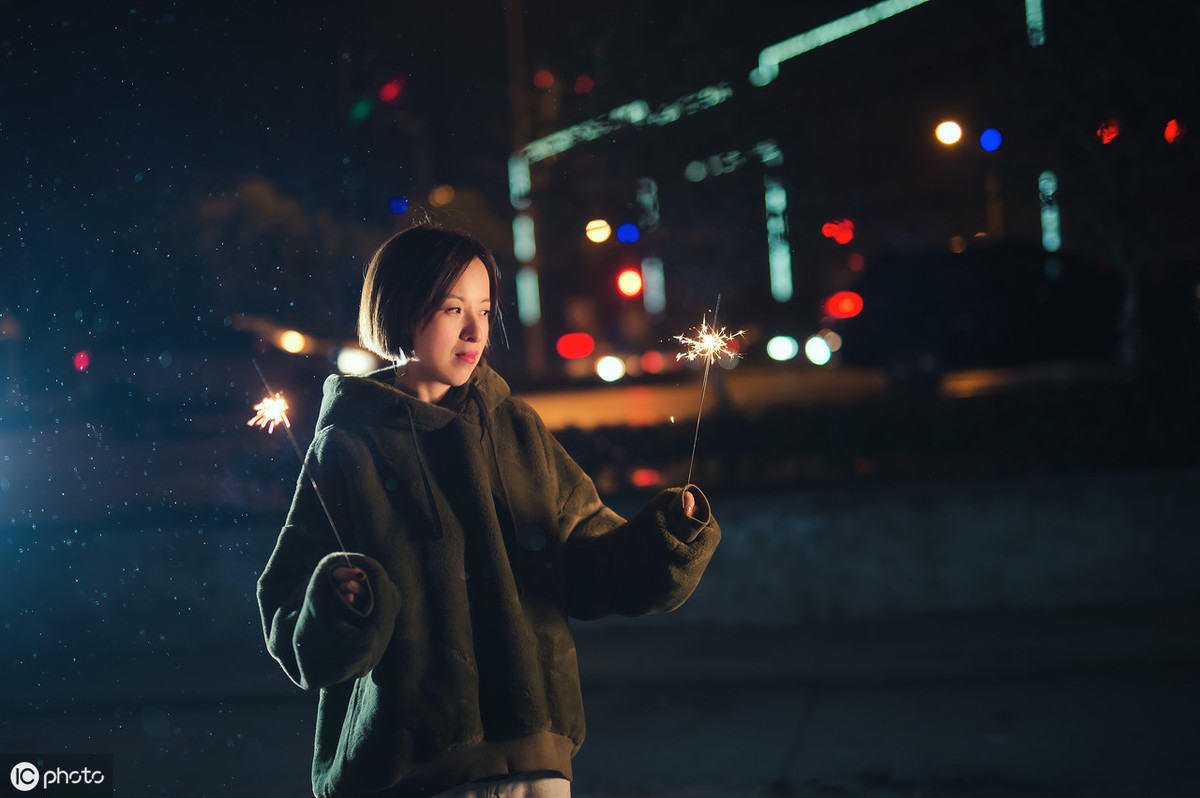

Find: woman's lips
456;352;478;365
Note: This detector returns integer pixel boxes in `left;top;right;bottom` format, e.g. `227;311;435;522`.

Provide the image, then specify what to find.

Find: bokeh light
72;350;91;372
280;330;307;354
389;196;410;215
585;219;611;243
805;335;833;365
429;185;455;206
378;77;405;103
821;219;855;245
595;355;626;382
616;223;640;243
641;350;666;374
1097;118;1120;144
533;69;555;89
766;335;799;361
555;332;595;359
935;121;963;145
1165;119;1185;143
349;97;374;124
824;291;863;319
820;328;843;352
630;468;661;487
616;268;643;297
337;347;379;375
574;75;594;94
979;128;1002;151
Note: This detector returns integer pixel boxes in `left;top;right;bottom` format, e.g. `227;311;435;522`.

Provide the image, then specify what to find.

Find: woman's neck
394;368;459;406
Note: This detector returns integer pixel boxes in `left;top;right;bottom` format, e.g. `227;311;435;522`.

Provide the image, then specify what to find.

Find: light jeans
430;773;571;798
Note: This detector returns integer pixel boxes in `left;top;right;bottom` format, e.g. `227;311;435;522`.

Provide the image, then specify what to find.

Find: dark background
3;1;1199;796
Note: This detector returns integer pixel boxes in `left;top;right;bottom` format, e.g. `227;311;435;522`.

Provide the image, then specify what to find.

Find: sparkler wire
251;360;353;567
683;294;722;492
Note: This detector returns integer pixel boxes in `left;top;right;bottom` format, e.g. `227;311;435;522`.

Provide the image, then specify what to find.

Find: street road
517;361;1122;431
518;365;889;430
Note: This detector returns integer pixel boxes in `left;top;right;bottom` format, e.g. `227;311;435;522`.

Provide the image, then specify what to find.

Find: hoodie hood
313;359;514;547
315;359;511;433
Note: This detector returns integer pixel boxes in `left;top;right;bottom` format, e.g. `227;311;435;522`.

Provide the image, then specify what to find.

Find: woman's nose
461;318;481;341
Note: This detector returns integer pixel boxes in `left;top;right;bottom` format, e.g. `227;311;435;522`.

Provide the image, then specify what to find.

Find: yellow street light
585;219;612;243
935;121;963;145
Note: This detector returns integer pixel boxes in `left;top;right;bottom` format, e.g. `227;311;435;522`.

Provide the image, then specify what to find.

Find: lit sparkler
249;361;351;565
674;320;745;365
247;392;291;434
675;294;742;491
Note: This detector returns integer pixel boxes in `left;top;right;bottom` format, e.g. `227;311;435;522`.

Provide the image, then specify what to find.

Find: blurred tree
162;177;390;338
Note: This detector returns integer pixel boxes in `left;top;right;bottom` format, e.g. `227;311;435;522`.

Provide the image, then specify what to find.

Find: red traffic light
616;268;643;297
824;291;863;319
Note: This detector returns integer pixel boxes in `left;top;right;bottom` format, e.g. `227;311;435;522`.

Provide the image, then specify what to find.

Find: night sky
2;0;1198;380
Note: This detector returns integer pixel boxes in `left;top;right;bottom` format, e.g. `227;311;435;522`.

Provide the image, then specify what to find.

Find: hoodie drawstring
405;402;445;541
473;391;526;598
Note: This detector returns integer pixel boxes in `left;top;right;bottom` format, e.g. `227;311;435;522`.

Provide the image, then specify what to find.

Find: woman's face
402;257;491;404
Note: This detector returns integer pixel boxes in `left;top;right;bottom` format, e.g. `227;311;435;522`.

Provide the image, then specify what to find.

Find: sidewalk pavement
3;600;1198;796
569;600;1200;797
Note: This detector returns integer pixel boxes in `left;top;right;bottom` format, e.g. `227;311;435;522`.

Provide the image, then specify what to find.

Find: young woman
257;224;720;798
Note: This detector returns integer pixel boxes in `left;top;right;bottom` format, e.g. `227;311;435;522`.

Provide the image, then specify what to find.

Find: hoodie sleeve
546;432;721;620
256;431;401;690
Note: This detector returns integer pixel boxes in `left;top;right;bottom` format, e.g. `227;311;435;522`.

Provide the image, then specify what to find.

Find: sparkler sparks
674;295;740;492
247;392;291;434
674;320;745;365
248;362;351;566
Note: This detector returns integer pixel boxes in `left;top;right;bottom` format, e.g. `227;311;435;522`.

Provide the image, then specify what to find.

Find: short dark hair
358;224;501;360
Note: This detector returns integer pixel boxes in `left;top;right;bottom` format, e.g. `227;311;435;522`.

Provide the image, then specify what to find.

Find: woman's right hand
332;565;368;608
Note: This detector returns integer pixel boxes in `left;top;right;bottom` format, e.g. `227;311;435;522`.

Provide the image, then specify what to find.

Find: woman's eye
445;307;461;314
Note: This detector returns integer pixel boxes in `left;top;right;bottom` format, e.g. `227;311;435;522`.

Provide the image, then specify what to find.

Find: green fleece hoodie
257;362;720;798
